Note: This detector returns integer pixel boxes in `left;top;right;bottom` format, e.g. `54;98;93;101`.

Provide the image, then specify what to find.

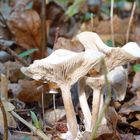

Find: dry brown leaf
131;121;140;129
17;80;49;103
131;72;140;93
33;1;78;45
120;133;135;140
135;135;140;140
0;101;16;128
4;61;23;82
44;108;66;125
7;9;42;59
54;37;84;52
80;15;135;45
0;111;16;128
17;80;60;108
11;131;41;140
119;97;140;115
136;114;140;120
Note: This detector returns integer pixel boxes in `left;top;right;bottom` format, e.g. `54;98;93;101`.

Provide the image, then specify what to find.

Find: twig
54;27;60;44
0;73;8;140
41;0;47;57
41;86;45;131
0;99;8;140
90;13;94;31
0;44;29;66
1;74;8;100
10;111;51;140
90;59;111;139
110;0;115;47
126;1;136;43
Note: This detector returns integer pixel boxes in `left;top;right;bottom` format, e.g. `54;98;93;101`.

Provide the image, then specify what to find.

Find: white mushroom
107;66;128;101
105;42;140;71
76;31;112;53
76;31;140;130
76;32;140;70
78;78;92;132
85;66;128;129
21;49;104;139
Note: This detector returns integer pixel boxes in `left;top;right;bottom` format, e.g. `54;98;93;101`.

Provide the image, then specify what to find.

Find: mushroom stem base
91;89;101;129
78;79;92;132
61;86;78;139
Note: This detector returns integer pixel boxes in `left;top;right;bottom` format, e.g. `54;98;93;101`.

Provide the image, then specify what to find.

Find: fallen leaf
4;61;23;82
117;122;140;135
135;135;140;140
120;133;135;140
0;111;16;128
44;108;66;125
0;101;16;128
136;114;140;120
7;9;42;59
54;37;84;52
33;1;78;45
17;80;52;105
131;72;140;92
131;121;140;129
119;97;138;115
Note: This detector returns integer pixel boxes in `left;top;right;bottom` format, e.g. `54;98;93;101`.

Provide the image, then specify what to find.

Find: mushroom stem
91;89;101;129
60;86;78;139
78;79;92;132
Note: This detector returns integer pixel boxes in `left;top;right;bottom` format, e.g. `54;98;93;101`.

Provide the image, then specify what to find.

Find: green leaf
55;0;67;4
22;136;31;140
66;0;86;17
30;111;40;129
84;12;94;21
105;40;113;47
19;48;38;57
133;64;140;72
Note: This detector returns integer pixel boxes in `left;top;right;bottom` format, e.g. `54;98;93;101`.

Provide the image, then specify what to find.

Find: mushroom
85;66;128;129
76;32;140;71
76;31;140;130
76;31;112;54
21;49;104;139
78;78;92;131
105;42;140;71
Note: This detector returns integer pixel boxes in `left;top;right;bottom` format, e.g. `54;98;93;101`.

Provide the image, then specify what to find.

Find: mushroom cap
21;49;104;86
85;66;128;101
76;31;112;53
108;66;128;101
105;45;140;71
122;42;140;58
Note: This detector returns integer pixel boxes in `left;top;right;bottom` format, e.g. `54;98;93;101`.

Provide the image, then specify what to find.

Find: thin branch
41;0;47;57
10;111;51;140
0;99;8;140
0;44;29;66
126;1;136;43
1;74;8;100
110;0;115;47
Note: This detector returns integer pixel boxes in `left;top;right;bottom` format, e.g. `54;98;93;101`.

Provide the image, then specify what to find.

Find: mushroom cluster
21;32;140;139
76;31;140;130
21;48;104;139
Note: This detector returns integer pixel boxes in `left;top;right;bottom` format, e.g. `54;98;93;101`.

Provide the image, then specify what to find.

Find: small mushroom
107;66;128;101
85;66;128;129
21;49;104;139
